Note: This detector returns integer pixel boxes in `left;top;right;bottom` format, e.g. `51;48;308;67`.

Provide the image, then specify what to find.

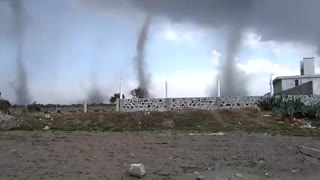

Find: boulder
43;126;50;130
0;114;23;130
129;163;146;178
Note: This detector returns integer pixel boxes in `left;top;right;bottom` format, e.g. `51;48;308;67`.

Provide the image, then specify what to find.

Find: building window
295;79;299;87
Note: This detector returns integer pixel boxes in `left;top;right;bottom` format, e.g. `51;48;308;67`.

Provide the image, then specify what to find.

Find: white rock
207;132;225;136
234;173;243;178
298;146;320;159
262;114;271;117
45;113;51;119
129;163;146;178
189;132;225;136
43;126;50;130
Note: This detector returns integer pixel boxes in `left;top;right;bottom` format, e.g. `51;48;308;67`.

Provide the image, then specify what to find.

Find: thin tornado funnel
10;0;31;105
134;15;152;98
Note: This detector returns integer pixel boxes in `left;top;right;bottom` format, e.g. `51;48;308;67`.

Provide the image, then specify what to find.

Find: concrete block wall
169;97;218;110
219;96;262;108
121;96;262;112
120;95;320;112
122;98;168;112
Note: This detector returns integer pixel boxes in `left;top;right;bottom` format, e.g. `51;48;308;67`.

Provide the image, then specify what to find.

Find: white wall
281;78;314;91
279;77;320;95
312;79;320;95
303;58;315;75
273;81;282;94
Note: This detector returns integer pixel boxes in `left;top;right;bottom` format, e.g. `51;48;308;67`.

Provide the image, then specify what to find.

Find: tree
130;87;146;99
109;93;125;104
27;101;41;112
0;92;11;113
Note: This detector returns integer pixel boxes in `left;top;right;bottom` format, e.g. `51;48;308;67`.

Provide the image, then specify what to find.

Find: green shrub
258;95;320;119
0;99;11;113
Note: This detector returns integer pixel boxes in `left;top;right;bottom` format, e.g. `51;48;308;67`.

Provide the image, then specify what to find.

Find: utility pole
269;74;274;96
217;77;221;97
165;80;168;98
119;78;123;99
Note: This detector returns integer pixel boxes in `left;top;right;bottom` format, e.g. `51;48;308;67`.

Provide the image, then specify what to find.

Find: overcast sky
0;0;319;104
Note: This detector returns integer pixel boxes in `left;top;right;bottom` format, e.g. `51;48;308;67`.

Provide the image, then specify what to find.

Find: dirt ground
0;131;319;180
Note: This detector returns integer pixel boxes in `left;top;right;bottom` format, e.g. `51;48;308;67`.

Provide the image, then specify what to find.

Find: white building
273;57;320;95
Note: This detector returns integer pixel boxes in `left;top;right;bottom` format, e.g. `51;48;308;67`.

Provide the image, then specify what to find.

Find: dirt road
0;131;319;179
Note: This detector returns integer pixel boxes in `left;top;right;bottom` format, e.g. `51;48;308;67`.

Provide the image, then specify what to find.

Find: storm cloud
131;0;320;51
129;0;320;96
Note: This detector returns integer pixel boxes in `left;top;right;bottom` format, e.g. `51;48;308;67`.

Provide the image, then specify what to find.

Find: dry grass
12;108;320;136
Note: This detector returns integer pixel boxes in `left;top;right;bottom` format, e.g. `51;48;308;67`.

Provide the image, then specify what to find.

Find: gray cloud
130;0;320;96
131;0;320;51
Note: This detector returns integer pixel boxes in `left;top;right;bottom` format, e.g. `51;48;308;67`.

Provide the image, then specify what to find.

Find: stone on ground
196;175;205;180
129;163;146;178
43;126;50;130
0;114;23;130
298;146;320;159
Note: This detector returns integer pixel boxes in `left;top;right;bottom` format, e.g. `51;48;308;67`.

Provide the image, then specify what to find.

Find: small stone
262;114;271;117
43;126;50;130
129;163;146;178
44;113;51;119
291;169;300;173
234;173;243;178
196;175;205;180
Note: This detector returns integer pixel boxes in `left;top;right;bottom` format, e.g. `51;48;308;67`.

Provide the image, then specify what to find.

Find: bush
258;95;320;119
27;102;41;113
0;99;11;113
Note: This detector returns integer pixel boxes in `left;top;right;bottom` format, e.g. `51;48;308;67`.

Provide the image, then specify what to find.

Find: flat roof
273;74;320;83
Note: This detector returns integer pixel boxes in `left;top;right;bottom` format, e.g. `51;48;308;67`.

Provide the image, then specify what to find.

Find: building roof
273;74;320;83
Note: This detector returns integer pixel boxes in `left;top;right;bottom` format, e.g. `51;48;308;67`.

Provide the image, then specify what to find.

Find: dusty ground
0;131;319;180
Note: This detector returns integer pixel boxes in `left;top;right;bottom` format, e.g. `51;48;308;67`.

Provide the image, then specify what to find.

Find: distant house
273;57;320;95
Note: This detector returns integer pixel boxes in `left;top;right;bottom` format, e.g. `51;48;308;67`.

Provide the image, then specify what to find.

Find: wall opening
295;79;299;87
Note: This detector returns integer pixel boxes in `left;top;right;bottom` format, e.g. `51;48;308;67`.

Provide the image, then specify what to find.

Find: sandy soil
0;131;319;180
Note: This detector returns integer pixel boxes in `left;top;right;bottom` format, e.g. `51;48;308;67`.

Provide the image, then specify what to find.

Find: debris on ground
43;126;50;130
189;132;225;136
196;175;205;180
301;122;316;129
44;113;51;119
297;146;320;159
129;163;146;178
234;172;243;178
291;169;301;173
262;114;271;117
194;172;205;180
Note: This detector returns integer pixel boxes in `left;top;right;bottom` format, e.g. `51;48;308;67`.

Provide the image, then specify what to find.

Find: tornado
134;15;152;98
10;0;31;105
219;29;248;96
